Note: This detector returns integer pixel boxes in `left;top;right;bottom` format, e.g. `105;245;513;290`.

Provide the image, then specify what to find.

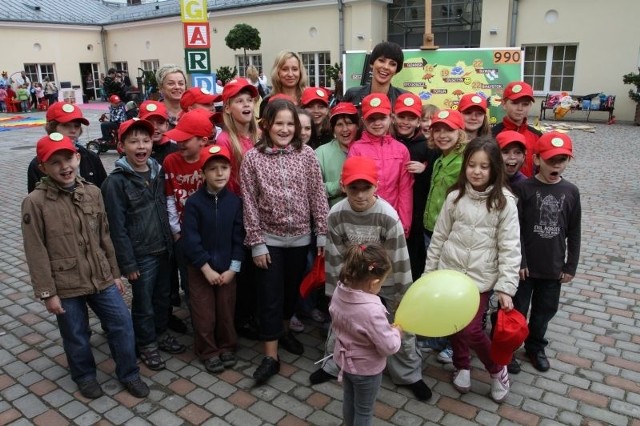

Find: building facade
1;0;639;121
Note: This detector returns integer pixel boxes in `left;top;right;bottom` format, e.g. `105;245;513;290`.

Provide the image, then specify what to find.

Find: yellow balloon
395;270;480;337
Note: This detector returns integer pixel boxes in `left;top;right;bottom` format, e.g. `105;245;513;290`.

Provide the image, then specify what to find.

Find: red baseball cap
165;109;214;142
36;132;77;163
361;94;392;120
45;102;89;125
301;87;330;107
200;144;232;167
536;131;573;160
268;93;295;103
330;102;358;122
430;109;465;130
503;81;535;102
222;78;258;103
458;93;488;113
341;156;378;186
117;118;155;141
496;130;527;150
180;87;221;111
394;93;422;117
490;309;529;365
109;95;121;104
139;101;168;121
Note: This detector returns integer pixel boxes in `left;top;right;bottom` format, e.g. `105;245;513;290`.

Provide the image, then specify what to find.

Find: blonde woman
259;51;308;117
155;64;187;126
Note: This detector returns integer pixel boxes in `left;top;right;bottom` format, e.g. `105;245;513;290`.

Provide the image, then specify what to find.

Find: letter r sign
185;49;211;74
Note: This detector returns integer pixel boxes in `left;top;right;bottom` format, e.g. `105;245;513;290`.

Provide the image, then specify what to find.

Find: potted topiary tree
622;70;640;125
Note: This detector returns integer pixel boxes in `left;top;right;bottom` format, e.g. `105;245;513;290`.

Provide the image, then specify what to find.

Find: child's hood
114;156;161;180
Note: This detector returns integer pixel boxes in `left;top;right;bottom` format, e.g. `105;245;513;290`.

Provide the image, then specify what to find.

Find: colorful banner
344;48;523;124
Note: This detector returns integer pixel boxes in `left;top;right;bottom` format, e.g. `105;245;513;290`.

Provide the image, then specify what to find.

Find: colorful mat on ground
0;115;46;132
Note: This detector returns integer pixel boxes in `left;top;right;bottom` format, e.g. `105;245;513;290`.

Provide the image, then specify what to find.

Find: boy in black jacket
510;132;581;374
101;118;186;372
182;145;244;374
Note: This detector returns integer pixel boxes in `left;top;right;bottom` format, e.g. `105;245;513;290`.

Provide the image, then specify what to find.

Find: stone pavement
0;104;639;426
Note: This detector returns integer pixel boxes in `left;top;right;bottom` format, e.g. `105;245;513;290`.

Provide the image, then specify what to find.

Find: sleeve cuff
230;260;242;273
251;244;269;257
316;235;326;248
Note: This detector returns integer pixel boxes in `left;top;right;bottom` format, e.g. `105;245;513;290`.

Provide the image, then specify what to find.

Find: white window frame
301;51;331;88
141;60;159;73
523;44;577;94
111;61;129;74
23;63;56;84
236;54;262;78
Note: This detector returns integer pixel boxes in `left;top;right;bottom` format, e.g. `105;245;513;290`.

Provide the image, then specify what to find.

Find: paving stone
224;408;262;426
247;400;286;424
12;393;48;418
147;408;183;426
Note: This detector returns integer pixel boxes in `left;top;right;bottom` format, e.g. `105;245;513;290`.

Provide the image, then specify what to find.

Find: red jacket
348;131;414;236
492;117;542;178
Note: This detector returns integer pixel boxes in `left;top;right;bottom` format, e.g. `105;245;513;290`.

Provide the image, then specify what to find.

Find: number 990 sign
493;50;521;64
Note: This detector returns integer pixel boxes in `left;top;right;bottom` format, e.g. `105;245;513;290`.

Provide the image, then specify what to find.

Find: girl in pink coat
330;243;401;426
348;93;413;237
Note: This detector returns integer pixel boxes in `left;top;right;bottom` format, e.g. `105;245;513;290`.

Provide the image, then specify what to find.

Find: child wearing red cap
492;81;542;177
100;95;127;143
310;156;432;401
392;93;440;281
182;145;245;374
496;130;527;186
101;118;185;371
21;133;149;400
510;132;581;374
216;78;259;195
458;93;490;140
163;109;214;307
301;87;332;148
27;102;107;193
240;98;328;385
425;136;521;403
349;93;414;238
139;100;178;166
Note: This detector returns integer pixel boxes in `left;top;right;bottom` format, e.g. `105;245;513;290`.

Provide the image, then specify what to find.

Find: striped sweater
325;197;412;298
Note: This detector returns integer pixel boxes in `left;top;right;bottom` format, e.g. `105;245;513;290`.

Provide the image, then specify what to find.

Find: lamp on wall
489;28;498;35
356;34;365;40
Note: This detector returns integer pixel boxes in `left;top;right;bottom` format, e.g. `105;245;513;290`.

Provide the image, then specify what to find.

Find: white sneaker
437;347;453;363
452;369;471;393
289;314;305;333
490;366;510;402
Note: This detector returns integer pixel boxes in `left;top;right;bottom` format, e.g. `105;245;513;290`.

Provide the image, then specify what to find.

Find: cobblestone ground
0;105;639;425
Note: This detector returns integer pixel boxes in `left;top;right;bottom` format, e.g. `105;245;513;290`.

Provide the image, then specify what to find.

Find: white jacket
424;185;521;296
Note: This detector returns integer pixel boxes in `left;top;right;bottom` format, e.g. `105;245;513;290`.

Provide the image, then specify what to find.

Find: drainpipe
509;0;519;47
338;0;344;55
101;26;108;73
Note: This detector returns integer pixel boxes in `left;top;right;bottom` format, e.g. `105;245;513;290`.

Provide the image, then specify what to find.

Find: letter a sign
184;23;210;48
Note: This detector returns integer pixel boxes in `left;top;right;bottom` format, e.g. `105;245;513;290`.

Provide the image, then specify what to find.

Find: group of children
22;46;580;424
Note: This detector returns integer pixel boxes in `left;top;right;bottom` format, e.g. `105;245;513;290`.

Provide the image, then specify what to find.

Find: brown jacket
21;177;121;299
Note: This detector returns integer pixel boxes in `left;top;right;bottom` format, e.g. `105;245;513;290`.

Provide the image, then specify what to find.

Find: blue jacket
101;157;172;274
182;185;245;273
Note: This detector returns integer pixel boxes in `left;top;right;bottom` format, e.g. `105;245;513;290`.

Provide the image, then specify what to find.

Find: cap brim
362;107;391;120
41;147;77;163
58;117;90;126
394;106;420;117
498;140;527;150
165;128;195;142
507;94;535;102
140;112;168;121
342;175;377;186
539;148;573;160
459;104;487;113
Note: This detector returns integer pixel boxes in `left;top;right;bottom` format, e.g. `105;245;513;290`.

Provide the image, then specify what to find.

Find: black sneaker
253;356;280;384
220;352;237;368
78;380;103;399
527;350;550;372
125;378;150;398
158;334;186;354
406;379;433;401
204;357;224;373
167;314;188;334
309;368;336;385
279;331;304;355
507;356;521;374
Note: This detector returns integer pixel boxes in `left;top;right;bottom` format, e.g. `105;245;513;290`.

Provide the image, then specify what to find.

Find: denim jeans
513;277;562;354
57;284;139;385
130;252;171;348
254;245;308;341
342;371;382;426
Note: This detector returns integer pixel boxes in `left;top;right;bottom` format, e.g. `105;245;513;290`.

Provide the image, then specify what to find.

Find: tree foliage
225;23;261;74
216;66;238;85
